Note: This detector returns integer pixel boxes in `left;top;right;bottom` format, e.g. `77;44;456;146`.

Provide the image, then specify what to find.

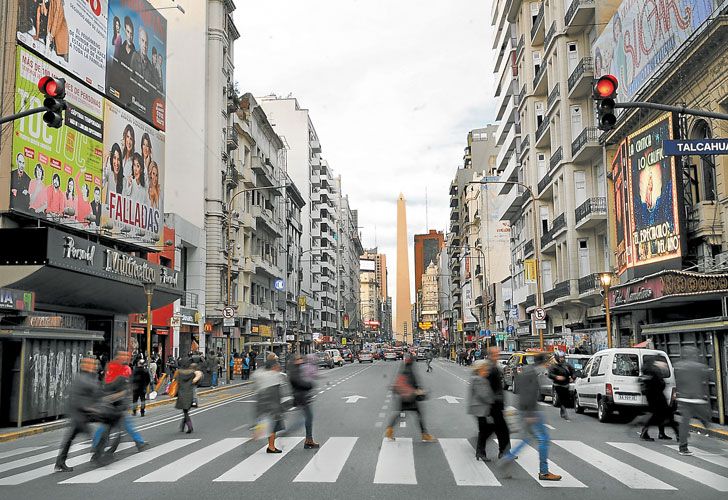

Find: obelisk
395;193;412;344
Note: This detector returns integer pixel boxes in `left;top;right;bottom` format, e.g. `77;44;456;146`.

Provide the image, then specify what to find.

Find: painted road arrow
437;395;463;404
342;395;367;403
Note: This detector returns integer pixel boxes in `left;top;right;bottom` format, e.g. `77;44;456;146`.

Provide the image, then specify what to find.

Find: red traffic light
38;76;65;98
594;75;618;98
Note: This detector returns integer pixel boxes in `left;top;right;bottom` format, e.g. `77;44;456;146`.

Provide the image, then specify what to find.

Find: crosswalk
0;436;727;490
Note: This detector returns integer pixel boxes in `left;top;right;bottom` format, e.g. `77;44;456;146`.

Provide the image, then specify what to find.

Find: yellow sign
341;338;347;345
298;296;307;312
418;322;432;330
457;320;463;332
259;325;272;337
524;259;537;283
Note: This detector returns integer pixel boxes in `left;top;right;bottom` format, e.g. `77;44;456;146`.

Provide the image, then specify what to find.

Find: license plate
619;394;638;401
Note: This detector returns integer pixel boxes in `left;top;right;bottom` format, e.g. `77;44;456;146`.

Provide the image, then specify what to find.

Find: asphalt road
0;358;727;500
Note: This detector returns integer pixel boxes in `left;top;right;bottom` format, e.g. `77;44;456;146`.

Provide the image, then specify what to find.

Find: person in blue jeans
499;352;561;481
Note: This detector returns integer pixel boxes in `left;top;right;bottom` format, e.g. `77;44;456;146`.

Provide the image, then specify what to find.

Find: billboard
10;47;104;231
102;100;164;246
360;259;376;272
626;114;683;270
611;139;631;275
105;0;166;129
16;0;108;93
593;0;714;101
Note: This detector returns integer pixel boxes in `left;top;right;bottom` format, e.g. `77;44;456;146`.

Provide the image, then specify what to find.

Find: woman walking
174;358;202;433
467;360;495;461
253;353;287;453
288;354;319;449
385;353;436;442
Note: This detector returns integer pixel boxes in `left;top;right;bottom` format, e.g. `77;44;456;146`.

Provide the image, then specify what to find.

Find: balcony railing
538;171;552;194
226;130;239;151
571;126;600;157
541;212;565;248
516;35;525;60
524;239;534;256
544;280;571;304
519;133;530;157
567;57;593;92
565;0;596;27
549;146;563;170
535;117;549;143
578;273;600;294
530;3;544;42
533;63;547;90
547;83;560;110
518;84;526;106
575;197;607;224
544;22;556;50
525;294;536;309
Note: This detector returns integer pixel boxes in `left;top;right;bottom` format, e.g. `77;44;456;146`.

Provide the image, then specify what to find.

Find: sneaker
54;463;73;472
679;448;693;456
136;442;150;452
421;433;437;443
385;426;394;441
539;472;562;481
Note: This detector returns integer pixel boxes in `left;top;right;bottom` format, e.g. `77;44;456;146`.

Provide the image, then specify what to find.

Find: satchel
393;374;416;402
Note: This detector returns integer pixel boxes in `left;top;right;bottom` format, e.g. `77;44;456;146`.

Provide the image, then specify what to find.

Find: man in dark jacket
640;358;678;441
131;359;151;416
386;354;436;442
55;357;102;472
287;354;319;449
548;351;574;420
487;347;511;457
674;346;712;455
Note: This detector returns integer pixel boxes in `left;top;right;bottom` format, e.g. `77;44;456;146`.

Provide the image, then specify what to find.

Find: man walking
640;358;678;441
499;352;561;481
674;346;712;455
487;347;511;457
131;358;150;416
426;349;433;372
548;351;574;420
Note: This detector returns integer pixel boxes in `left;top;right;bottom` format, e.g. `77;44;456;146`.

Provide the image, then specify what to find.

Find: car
537;354;592;407
503;352;543;391
394;348;404;360
574;348;676;423
358;351;374;363
314;351;334;369
497;352;513;368
325;349;345;366
416;348;428;361
383;349;397;361
342;349;354;363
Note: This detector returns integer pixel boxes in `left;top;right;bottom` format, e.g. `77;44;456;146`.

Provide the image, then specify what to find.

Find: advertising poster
16;0;108;93
102;100;165;246
10;47;104;231
106;0;166;129
611;139;631;275
627;114;682;268
593;0;714;101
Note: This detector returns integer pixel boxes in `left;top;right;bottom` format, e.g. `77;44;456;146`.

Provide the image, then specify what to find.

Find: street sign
664;138;728;156
534;308;546;321
222;306;235;319
170;315;181;328
223;317;235;327
274;279;285;291
285;334;295;341
506;325;514;334
509;306;518;319
535;320;547;329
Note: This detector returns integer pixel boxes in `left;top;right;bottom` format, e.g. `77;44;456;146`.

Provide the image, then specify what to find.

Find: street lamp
599;272;614;349
142;280;156;359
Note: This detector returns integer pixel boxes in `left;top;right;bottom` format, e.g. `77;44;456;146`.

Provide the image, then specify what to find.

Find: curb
690;423;728;442
0;381;252;443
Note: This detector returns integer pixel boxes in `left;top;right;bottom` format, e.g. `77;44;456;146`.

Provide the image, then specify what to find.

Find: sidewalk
0;379;252;443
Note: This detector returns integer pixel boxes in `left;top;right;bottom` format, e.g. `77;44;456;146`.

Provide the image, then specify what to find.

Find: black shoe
140;409;145;417
185;427;193;434
136;442;149;452
475;453;490;462
54;463;73;472
658;434;672;440
640;433;655;442
266;447;282;454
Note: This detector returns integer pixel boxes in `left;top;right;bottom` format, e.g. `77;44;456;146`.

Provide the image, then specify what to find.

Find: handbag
168;379;179;398
393;374;416;402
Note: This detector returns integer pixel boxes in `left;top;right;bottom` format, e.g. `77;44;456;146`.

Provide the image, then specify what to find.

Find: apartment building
334;186;364;338
283;176;309;350
420;262;440;341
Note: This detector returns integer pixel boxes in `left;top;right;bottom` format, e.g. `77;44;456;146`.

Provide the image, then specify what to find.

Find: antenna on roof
425;186;429;230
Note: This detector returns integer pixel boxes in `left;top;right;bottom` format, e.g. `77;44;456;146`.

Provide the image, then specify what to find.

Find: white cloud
233;0;498;312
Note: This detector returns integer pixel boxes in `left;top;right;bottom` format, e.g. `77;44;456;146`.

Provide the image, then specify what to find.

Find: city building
360;254;380;339
334;181;363;340
419;262;439;342
414;230;445;294
283;175;309;351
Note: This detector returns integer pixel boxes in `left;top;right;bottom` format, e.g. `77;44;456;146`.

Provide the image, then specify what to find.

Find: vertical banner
16;0;108;92
102;100;164;246
611;139;631;275
10;47;104;229
106;0;166;129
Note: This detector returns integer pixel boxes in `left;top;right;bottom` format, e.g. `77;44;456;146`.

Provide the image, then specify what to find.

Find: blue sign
506;325;514;334
664;139;728;156
274;279;285;291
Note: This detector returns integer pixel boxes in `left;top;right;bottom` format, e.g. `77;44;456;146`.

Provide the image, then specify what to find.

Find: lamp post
142;280;156;359
599;272;614;349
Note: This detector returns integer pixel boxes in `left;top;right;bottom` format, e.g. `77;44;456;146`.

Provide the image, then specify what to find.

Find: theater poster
611;139;631;275
10;47;104;230
16;0;108;93
102;100;165;247
105;0;166;130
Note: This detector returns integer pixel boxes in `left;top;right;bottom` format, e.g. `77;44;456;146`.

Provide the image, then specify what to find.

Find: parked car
383;349;398;361
342;349;354;363
503;352;543;391
537;354;592;407
326;349;345;366
574;348;676;423
358;351;374;363
314;351;334;369
497;352;513;369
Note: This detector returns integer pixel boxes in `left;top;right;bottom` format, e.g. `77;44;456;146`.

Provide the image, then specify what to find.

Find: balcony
225;166;239;188
500;184;527;222
519;133;530;160
567;57;594;98
549;146;563;171
241;163;255;187
450;221;460;233
524;239;534;257
496;122;519;172
565;0;596;35
537;171;552;196
530;3;545;45
543;280;571;304
311;138;321;153
506;0;523;23
450;209;459;221
226;130;239;151
525;294;536;309
535;117;551;148
578;273;600;294
544;22;557;53
517;84;527;111
450;197;459;208
571;126;601;164
547;83;560;113
251;156;274;182
240;211;255;230
541;212;565;251
449;182;457;196
533;63;548;96
575;197;607;229
516;35;525;62
242;257;256;273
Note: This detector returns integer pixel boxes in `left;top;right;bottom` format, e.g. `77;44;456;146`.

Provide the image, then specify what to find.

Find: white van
574;348;676;422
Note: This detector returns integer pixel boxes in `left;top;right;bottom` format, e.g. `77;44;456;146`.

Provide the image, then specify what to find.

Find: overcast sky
234;0;497;303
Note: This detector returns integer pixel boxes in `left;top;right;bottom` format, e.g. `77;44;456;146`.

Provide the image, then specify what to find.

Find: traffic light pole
615;102;728;121
0;106;46;126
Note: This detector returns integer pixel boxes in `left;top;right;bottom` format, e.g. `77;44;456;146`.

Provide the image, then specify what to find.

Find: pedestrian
426;349;433;373
55;357;103;472
386;353;436;442
639;357;679;441
131;358;151;416
249;350;258;372
499;352;561;481
174;357;203;433
252;353;287;453
486;347;511;457
287;354;320;449
242;353;251;380
148;357;158;385
548;351;574;420
467;360;494;462
229;353;236;380
673;346;712;455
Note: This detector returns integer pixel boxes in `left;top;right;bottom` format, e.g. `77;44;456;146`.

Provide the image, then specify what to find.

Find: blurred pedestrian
487;347;511;457
467;360;494;462
499;352;561;481
426;349;433;372
55;357;102;472
639;357;678;441
674;346;712;455
253;353;287;453
548;351;574;420
242;353;251;380
148;356;158;385
131;358;150;416
174;357;203;433
386;353;436;442
287;354;319;449
249;350;258;372
229;352;236;380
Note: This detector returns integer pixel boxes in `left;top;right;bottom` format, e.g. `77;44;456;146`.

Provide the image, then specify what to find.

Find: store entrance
0;340;22;426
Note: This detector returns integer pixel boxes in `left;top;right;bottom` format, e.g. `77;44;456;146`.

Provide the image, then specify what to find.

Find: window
612;353;639;376
590;356;602;376
596;355;609;376
643;354;671;378
566;357;588;371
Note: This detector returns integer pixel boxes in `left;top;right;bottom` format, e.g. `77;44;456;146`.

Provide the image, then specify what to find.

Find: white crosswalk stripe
439;438;500;486
135;438;249;482
60;440;197;484
0;443;90;474
293;437;357;482
665;445;728;469
0;446;47;460
374;438;416;484
213;437;303;482
554;440;675;490
505;439;586;487
609;442;728;492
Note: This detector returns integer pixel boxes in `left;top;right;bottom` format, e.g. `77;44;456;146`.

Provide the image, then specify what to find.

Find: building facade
420;262;440;341
414;230;445;294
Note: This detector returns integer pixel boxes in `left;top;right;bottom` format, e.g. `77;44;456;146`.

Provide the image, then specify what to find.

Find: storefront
0;227;183;426
177;306;201;357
